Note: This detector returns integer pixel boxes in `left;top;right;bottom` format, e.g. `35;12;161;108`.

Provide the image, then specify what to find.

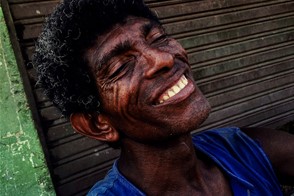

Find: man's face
86;16;210;143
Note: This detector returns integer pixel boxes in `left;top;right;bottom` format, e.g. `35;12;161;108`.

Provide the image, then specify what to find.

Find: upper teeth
158;75;188;104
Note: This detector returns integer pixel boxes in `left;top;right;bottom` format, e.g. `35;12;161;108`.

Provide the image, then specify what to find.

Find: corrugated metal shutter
2;0;294;195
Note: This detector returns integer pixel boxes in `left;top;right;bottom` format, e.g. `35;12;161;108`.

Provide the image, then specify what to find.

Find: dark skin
70;16;294;195
242;127;294;185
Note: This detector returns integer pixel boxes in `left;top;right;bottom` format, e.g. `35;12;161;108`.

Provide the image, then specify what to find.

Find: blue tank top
88;127;282;196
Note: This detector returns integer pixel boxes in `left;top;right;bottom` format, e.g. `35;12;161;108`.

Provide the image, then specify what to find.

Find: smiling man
33;0;294;195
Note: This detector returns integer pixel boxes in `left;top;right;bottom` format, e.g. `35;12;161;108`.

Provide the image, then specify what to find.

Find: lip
152;73;195;107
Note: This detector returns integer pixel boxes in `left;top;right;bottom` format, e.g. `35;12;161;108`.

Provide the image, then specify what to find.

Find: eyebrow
96;20;161;70
98;40;132;69
141;20;161;37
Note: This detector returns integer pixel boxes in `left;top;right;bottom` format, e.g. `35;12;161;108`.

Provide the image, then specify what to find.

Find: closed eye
109;63;127;79
109;58;134;80
151;34;168;45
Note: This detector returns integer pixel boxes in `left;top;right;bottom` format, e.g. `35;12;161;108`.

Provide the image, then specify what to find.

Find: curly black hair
33;0;159;117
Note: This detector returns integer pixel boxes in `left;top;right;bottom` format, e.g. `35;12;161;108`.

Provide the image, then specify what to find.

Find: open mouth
157;75;188;104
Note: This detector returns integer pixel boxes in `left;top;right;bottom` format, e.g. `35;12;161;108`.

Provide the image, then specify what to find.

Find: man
33;0;294;195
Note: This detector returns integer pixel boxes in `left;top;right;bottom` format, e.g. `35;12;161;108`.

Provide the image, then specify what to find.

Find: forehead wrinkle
100;40;132;66
88;19;161;73
89;38;132;73
86;24;123;71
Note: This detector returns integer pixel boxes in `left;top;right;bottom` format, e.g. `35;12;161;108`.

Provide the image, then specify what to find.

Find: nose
143;48;174;78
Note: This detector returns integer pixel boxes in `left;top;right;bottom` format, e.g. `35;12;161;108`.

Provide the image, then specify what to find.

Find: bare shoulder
240;127;294;185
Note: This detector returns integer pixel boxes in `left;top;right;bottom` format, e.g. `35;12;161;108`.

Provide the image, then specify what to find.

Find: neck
118;133;206;195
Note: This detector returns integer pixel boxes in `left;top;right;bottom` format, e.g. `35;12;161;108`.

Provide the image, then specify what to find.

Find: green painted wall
0;7;55;196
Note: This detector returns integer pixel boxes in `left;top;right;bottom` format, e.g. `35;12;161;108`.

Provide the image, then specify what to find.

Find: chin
187;98;211;132
164;105;211;139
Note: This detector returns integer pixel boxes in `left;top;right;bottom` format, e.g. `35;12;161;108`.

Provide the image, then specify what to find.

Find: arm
241;127;294;185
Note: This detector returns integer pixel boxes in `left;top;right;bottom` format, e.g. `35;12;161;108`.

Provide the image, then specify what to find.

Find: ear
70;113;119;142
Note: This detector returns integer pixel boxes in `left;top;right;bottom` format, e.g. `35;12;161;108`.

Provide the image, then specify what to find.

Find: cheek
98;83;119;114
100;81;135;115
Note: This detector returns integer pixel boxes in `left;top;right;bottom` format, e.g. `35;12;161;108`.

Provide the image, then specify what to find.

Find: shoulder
240;127;294;185
192;127;282;194
87;167;119;196
87;162;145;196
192;127;274;173
192;127;252;146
